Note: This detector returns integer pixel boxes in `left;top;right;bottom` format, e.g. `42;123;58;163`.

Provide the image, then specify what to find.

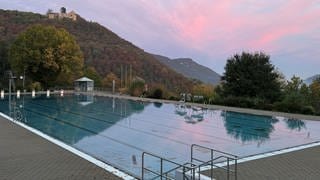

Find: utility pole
120;65;123;88
125;65;128;88
129;64;132;85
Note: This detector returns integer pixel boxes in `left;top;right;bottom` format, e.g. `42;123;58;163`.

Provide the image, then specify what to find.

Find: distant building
74;77;94;92
47;7;77;21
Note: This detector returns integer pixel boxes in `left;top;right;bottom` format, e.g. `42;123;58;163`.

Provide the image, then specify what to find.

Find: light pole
20;68;25;92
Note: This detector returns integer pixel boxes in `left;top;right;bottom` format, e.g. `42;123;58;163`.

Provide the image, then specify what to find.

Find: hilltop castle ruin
47;7;77;21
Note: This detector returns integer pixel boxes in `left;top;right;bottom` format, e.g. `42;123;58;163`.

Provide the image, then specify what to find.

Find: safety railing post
211;149;213;179
141;152;145;180
160;158;163;180
235;158;238;180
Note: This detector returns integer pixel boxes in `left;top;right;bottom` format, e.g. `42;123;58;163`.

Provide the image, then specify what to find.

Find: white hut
74;77;94;92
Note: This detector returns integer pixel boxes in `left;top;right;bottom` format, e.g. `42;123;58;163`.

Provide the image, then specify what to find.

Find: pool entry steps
141;144;238;180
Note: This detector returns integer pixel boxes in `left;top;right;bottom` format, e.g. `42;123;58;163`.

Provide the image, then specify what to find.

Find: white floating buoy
17;90;20;99
46;90;50;97
60;89;64;97
1;90;4;99
32;90;35;98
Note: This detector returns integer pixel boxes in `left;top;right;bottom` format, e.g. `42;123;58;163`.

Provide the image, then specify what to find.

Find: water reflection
153;102;163;108
4;95;147;144
9;95;27;123
285;118;306;131
76;94;94;106
175;104;205;124
223;111;278;145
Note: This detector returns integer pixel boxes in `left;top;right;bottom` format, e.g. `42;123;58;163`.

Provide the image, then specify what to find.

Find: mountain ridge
152;54;221;85
304;74;320;85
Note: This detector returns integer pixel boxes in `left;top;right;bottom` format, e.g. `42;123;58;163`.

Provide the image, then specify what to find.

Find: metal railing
142;151;195;180
191;144;238;180
141;144;238;180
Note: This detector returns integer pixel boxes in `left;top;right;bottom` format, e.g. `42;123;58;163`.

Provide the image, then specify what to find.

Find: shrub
128;80;145;96
150;88;163;99
29;82;42;91
301;106;315;115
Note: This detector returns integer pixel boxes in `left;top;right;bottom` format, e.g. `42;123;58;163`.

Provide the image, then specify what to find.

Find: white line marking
199;141;320;173
0;112;136;180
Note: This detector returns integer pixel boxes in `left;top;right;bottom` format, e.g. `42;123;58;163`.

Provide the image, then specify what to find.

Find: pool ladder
142;144;238;180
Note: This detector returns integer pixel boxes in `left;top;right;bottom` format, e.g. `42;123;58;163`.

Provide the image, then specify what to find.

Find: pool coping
0;112;137;180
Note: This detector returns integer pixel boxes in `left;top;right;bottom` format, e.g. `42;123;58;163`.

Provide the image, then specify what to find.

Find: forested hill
0;9;195;92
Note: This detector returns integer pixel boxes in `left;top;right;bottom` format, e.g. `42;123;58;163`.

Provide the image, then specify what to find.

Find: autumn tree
9;25;83;88
192;84;215;101
222;52;281;103
128;77;145;97
102;72;120;89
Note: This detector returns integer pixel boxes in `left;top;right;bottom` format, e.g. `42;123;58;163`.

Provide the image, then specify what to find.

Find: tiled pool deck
0;116;122;180
202;144;320;180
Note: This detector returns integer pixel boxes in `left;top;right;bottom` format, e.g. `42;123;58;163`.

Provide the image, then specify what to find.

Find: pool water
0;94;319;178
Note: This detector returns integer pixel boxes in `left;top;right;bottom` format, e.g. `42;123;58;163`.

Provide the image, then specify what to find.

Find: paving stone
0;117;122;180
202;145;320;180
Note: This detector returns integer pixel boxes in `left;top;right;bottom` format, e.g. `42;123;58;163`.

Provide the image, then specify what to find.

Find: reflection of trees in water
153;102;163;108
285;118;306;131
174;104;204;124
223;111;278;145
19;95;147;144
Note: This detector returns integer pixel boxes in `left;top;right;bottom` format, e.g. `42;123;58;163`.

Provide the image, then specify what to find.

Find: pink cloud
136;0;319;57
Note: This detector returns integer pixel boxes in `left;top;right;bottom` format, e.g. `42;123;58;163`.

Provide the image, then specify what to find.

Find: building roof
75;77;94;82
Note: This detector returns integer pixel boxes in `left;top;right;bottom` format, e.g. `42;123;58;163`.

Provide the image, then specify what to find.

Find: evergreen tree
222;52;281;102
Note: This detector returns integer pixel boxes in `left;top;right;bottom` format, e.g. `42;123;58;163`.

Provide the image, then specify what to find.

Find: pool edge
0;112;137;180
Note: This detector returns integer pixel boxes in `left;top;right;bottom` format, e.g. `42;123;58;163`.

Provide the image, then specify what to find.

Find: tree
222;52;281;102
310;80;320;114
274;76;314;114
0;41;9;87
128;78;145;97
102;72;120;89
9;25;83;88
83;66;102;87
192;83;215;101
284;75;303;93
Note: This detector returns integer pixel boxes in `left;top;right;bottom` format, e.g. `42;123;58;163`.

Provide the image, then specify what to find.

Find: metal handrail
142;144;238;180
191;144;238;160
152;162;196;179
191;144;238;180
142;151;193;180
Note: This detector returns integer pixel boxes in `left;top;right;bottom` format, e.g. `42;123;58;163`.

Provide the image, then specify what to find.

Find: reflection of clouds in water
223;111;278;145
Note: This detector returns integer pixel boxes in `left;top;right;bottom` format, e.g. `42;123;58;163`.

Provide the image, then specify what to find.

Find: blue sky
1;0;320;79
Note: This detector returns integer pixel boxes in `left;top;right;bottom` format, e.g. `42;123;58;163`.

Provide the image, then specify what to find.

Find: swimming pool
0;94;319;178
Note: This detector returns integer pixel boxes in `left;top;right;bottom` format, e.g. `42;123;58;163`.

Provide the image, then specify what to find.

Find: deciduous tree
9;25;83;88
102;72;120;89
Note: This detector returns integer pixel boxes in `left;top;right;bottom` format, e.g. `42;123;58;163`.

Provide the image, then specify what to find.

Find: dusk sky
1;0;320;79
